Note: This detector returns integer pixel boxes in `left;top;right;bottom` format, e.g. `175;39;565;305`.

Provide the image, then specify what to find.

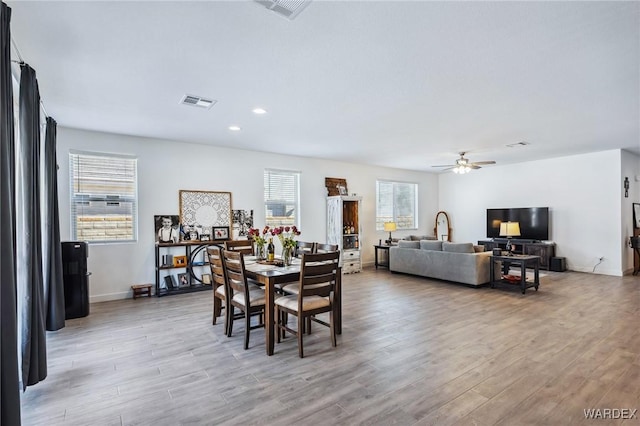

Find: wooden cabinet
478;240;556;270
327;195;362;273
523;242;555;270
155;241;214;296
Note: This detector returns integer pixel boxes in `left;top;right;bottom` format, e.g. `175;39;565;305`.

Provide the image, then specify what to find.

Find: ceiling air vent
254;0;312;20
180;94;217;110
506;141;530;148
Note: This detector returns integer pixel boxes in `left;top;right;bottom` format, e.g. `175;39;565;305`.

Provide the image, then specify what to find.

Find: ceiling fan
431;152;496;174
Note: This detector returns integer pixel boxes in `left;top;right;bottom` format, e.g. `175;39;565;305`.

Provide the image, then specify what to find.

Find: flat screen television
486;207;549;241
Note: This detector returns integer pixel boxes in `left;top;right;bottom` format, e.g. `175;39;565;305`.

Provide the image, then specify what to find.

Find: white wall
438;150;626;276
57;127;439;301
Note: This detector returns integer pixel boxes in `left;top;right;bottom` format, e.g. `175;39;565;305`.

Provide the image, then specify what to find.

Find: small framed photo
337;185;347;195
173;255;187;267
201;273;212;285
213;226;230;240
177;272;189;287
163;275;177;290
200;233;210;241
634;203;640;229
155;215;180;243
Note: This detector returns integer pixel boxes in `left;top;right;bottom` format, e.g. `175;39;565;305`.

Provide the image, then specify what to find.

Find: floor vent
254;0;312;20
180;94;217;110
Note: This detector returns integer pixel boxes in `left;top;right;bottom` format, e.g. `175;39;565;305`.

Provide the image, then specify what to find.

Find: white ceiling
8;1;640;172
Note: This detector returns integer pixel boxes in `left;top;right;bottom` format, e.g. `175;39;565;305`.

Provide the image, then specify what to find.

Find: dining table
243;256;342;356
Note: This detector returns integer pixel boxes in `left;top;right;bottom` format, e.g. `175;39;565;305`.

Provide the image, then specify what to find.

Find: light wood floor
20;268;639;425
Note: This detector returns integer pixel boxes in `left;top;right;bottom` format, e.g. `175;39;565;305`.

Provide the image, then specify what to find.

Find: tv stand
479;240;555;270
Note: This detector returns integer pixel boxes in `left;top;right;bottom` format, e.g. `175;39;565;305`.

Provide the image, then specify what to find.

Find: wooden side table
489;255;540;294
374;245;392;269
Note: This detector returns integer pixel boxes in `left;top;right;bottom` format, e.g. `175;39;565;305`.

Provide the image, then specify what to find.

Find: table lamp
499;221;521;254
384;222;397;245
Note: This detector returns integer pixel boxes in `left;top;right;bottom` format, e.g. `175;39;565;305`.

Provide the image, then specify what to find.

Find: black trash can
62;241;91;319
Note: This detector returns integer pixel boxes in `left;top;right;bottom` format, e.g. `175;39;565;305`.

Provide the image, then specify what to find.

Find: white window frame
264;168;300;229
69;150;138;243
376;180;418;230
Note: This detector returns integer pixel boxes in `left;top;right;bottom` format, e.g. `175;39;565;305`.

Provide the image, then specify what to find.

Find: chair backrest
207;245;226;293
225;239;255;255
221;249;250;301
296;241;316;257
297;251;340;299
315;243;338;253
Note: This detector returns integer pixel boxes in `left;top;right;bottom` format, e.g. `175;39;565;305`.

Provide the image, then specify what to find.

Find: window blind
376;180;418;230
69;151;138;242
264;169;300;228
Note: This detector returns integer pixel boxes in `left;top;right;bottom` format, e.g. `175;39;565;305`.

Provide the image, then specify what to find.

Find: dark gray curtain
19;64;47;390
0;2;21;425
44;117;64;331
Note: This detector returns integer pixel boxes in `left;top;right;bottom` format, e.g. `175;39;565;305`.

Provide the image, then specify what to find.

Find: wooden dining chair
225;239;255;255
207;245;230;333
221;249;267;349
315;243;338;253
295;241;316;257
275;251;340;358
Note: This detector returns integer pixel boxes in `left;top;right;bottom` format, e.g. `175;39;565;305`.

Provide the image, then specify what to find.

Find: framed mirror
434;211;451;242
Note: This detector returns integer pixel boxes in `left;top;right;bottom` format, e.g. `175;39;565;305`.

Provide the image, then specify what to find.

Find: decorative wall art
325;177;348;196
154;215;180;243
633;203;640;229
232;209;254;238
179;190;232;240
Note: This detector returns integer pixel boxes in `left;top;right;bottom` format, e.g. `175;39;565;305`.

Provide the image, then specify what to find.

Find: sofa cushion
408;235;436;241
473;245;485;253
442;242;475;254
398;240;420;249
420;240;443;251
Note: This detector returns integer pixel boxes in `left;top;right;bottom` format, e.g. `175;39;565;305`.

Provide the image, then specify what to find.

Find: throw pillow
420;240;443;251
442;242;475;253
398;240;420;249
473;245;485;253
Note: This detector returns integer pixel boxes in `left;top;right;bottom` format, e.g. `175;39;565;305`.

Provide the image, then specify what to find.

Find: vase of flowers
271;225;301;266
248;226;269;260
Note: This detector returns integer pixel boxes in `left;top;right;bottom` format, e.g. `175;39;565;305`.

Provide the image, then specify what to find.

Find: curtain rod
10;37;49;118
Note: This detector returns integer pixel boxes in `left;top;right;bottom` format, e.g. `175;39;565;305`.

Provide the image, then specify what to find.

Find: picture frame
177;272;189;287
201;273;212;285
179;190;232;237
337;185;347;195
164;275;177;290
213;226;230;240
232;209;254;238
154;215;180;243
199;233;210;241
634;203;640;229
173;255;187;267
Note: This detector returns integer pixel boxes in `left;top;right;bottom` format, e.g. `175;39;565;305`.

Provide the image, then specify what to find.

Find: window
376;180;418;230
69;151;138;243
264;169;300;228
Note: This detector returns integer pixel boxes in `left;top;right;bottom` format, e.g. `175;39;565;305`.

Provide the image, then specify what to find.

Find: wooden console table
489;254;540;294
479;240;555;270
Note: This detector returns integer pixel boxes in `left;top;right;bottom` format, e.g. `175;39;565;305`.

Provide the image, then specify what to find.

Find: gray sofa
389;240;493;286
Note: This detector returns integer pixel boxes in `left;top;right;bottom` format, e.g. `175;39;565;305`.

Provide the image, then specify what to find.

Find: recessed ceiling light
228;126;241;131
252;107;267;114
